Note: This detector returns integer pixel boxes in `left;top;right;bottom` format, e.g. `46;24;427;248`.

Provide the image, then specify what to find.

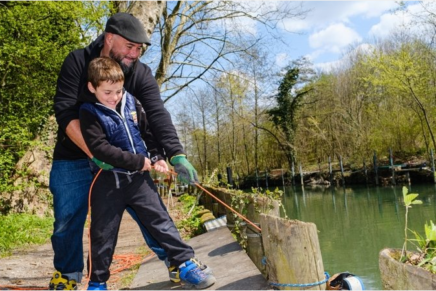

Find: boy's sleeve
79;107;146;171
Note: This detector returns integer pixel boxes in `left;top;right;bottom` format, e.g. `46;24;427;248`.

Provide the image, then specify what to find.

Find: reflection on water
281;184;436;290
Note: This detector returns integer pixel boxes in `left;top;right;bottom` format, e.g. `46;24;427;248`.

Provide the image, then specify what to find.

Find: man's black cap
105;12;151;45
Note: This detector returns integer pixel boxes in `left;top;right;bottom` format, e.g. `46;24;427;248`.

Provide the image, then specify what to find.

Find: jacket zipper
96;93;136;154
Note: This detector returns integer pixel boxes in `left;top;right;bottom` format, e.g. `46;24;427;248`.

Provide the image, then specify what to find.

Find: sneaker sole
202;266;213;275
181;275;216;290
170;266;212;283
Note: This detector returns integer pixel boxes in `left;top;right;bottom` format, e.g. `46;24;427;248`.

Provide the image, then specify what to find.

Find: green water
280;184;436;290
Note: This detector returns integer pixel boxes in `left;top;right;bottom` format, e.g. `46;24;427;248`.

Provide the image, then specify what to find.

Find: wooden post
212;202;218;217
260;214;326;290
431;149;436;184
299;163;304;186
363;159;368;185
328;156;332;185
373;151;379;186
265;169;269;188
339;155;345;186
389;148;396;185
281;168;285;194
226;166;233;187
318;158;321;173
246;197;280;277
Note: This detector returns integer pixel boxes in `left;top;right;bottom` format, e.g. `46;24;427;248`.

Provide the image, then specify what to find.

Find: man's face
88;80;124;110
107;34;143;76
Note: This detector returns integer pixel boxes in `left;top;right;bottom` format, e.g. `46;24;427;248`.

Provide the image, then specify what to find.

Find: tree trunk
117;1;165;42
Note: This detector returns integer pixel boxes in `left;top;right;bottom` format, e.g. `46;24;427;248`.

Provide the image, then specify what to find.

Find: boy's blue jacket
80;90;164;172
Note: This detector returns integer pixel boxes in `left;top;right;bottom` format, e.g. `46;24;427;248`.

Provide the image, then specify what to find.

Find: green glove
91;157;114;170
171;154;198;185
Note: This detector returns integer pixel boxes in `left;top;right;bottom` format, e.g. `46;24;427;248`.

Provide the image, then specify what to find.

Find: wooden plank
130;227;269;290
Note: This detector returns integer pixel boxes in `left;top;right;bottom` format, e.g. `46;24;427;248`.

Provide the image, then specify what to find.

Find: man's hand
170;155;198;185
153;160;169;174
91;157;114;170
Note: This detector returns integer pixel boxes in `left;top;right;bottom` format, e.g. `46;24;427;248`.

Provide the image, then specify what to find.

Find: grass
176;194;204;239
0;213;54;257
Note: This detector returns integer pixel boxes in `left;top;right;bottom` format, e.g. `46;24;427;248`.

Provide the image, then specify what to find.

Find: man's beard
109;51;136;76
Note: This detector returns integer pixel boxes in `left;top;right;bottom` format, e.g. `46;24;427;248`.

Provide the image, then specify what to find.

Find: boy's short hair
88;57;124;88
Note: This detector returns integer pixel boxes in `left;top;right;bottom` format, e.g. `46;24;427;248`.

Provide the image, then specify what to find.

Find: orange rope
0;286;47;290
107;253;156;283
85;168;103;287
165;168;262;233
194;182;262;233
110;252;156;275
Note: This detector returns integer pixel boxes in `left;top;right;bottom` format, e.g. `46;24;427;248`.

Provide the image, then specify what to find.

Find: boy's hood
79;87;99;104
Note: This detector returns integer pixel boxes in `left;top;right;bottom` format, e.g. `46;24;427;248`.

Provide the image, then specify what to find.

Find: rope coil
268;272;330;288
262;256;329;288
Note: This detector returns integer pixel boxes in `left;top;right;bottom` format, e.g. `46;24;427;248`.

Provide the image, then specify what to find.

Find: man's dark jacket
53;34;184;160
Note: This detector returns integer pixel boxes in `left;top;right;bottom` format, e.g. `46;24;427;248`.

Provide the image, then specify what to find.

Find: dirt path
0;196;184;290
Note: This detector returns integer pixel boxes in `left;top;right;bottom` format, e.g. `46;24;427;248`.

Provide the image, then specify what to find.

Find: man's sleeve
136;99;166;164
133;65;185;159
53;51;84;132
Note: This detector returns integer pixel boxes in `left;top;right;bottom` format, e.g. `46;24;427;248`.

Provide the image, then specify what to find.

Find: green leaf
403;186;408;199
425;221;436;242
404;193;419;206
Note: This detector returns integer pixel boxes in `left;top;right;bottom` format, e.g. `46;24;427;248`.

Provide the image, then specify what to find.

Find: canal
281;184;436;290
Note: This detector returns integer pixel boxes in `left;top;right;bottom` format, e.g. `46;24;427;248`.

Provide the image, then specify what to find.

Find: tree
216;72;250;177
137;1;308;103
0;1;110;196
237;47;276;172
0;2;112;214
363;38;436;155
267;57;315;168
191;88;214;178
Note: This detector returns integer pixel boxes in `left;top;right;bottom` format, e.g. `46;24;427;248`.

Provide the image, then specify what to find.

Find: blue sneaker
87;281;107;290
179;259;216;289
166;257;213;283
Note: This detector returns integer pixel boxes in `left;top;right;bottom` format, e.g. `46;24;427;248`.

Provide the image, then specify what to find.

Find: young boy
79;57;216;290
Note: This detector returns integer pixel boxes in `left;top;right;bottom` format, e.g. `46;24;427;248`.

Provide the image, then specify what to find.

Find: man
50;12;211;290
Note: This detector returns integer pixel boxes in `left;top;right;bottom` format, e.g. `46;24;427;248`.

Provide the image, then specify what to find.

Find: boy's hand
142;157;152;171
170;155;198;185
153;160;169;174
91;157;114;170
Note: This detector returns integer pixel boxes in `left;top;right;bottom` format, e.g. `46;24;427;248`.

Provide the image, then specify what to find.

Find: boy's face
88;80;123;110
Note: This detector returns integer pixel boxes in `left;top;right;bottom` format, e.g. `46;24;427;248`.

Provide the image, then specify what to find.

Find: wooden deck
129;226;270;290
